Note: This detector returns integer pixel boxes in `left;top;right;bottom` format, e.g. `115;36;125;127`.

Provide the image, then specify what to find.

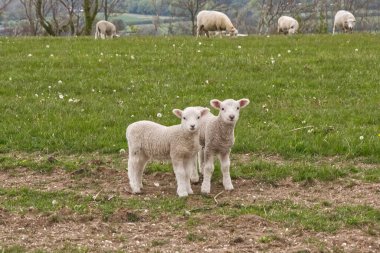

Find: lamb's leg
219;152;233;191
201;149;214;194
172;160;188;197
184;158;194;194
190;154;199;183
128;155;143;193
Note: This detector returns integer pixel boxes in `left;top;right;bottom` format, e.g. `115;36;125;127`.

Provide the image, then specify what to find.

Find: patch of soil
0;157;379;252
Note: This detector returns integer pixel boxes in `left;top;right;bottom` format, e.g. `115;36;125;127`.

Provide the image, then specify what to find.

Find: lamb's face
344;18;356;31
173;107;210;132
229;27;238;36
211;99;250;125
288;22;299;35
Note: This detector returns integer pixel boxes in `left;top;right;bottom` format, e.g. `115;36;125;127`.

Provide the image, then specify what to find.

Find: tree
82;0;99;35
19;0;39;35
101;0;122;21
170;0;208;35
0;0;13;14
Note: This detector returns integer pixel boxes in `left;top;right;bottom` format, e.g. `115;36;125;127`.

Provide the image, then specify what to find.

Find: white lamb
126;107;210;197
196;10;238;38
191;98;250;194
333;10;356;34
277;16;299;35
95;20;117;39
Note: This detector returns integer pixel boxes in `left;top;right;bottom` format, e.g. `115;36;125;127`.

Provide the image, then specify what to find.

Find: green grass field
0;34;379;252
1;34;379;159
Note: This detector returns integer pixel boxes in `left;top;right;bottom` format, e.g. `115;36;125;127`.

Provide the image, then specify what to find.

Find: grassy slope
0;35;379;161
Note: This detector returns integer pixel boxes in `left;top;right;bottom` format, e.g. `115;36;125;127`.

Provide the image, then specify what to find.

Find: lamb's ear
238;98;250;108
200;107;210;117
210;99;222;110
172;109;183;119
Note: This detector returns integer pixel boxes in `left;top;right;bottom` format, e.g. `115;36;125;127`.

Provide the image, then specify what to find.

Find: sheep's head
211;98;250;125
173;107;210;132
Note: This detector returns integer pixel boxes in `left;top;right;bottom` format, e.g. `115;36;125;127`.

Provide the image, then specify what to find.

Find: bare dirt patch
1;156;379;252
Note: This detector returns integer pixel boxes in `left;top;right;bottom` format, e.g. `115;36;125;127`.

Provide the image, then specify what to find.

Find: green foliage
0;35;379;162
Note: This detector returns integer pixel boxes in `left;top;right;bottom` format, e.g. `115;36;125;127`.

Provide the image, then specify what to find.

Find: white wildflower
130;55;135;60
287;50;291;53
52;200;57;205
58;80;62;84
35;94;39;97
131;115;134;118
113;90;116;93
100;52;103;56
302;120;306;124
359;136;364;140
355;48;358;52
9;77;12;81
154;182;160;187
157;113;162;118
278;54;281;57
58;93;64;99
46;45;50;48
205;80;209;84
172;44;176;47
28;54;32;57
198;42;202;45
237;45;242;49
50;54;54;57
197;50;201;53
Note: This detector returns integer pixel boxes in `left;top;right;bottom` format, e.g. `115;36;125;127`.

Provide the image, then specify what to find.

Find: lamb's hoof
190;177;199;183
177;191;189;198
187;189;194;195
224;185;234;191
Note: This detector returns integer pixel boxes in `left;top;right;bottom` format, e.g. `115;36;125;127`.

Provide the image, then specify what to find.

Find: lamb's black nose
229;115;235;120
190;124;195;129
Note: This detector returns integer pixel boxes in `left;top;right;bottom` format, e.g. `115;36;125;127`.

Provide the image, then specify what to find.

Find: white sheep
95;20;117;39
277;16;299;35
126;107;210;197
191;99;250;194
333;10;356;34
196;10;238;38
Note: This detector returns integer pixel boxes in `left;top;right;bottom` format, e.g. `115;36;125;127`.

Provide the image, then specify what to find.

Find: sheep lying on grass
196;10;238;38
333;10;356;34
191;99;250;194
277;16;299;35
95;20;118;39
126;107;210;197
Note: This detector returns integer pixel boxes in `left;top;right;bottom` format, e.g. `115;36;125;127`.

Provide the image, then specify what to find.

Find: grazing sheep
95;20;117;39
277;16;299;35
333;10;356;34
126;107;210;197
191;99;250;194
196;10;238;38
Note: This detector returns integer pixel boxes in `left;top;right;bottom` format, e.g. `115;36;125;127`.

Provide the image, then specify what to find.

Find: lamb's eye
237;107;240;110
183;117;186;120
221;108;225;111
197;116;200;119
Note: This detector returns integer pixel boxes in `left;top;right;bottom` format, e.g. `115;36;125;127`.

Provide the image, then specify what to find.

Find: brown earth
0;155;379;252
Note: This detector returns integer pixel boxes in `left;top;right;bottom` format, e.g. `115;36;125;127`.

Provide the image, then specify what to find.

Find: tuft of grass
186;232;205;242
222;200;380;233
